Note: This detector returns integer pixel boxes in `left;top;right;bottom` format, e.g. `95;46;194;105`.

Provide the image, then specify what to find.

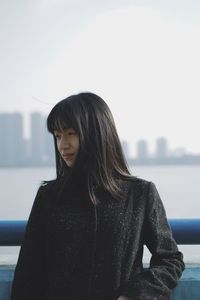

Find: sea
0;165;200;265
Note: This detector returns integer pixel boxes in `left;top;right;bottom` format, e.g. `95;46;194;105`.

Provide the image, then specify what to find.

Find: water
0;165;200;265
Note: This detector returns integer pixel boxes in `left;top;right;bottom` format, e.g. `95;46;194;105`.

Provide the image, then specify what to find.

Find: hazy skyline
1;0;200;155
0;111;197;160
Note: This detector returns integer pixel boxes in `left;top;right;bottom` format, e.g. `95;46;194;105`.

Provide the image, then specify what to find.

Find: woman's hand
117;297;131;300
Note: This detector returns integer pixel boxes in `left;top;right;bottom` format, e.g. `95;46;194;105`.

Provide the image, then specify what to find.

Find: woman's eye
68;131;76;135
54;134;61;139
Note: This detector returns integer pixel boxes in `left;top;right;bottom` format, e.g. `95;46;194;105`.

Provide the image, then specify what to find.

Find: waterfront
0;165;200;264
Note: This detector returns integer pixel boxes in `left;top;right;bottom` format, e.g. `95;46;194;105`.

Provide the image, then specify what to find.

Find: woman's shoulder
121;175;151;189
37;179;59;196
114;176;152;202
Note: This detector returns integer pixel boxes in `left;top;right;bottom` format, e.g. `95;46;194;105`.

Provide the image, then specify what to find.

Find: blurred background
0;0;200;264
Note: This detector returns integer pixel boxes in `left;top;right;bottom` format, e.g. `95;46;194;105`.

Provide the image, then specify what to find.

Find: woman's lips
63;154;74;159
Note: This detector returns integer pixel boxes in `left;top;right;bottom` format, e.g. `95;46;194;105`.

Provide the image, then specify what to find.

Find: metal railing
0;219;200;246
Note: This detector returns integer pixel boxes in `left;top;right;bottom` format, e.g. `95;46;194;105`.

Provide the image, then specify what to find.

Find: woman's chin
64;159;75;167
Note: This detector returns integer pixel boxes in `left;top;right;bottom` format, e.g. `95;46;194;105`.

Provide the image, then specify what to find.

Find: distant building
0;113;25;166
121;140;130;161
155;137;168;158
170;147;186;157
30;112;45;164
30;113;55;165
136;139;149;160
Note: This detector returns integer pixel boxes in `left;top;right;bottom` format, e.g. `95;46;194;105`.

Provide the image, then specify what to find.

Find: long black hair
47;92;132;204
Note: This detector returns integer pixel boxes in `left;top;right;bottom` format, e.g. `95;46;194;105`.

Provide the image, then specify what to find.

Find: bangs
47;100;78;134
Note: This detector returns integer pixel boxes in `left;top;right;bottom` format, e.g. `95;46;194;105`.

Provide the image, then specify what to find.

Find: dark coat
11;177;184;300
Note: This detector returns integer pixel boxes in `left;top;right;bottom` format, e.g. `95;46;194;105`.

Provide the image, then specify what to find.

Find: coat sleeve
117;181;185;300
11;185;47;300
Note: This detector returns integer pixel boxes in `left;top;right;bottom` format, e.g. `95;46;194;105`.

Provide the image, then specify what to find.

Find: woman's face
54;128;80;167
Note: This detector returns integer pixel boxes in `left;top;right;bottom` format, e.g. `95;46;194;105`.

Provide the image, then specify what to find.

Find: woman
11;92;184;300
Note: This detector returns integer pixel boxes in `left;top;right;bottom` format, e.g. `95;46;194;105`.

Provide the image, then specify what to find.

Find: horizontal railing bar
0;219;200;246
0;221;26;246
169;219;200;245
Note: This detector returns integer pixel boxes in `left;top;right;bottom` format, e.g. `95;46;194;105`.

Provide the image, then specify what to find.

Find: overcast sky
0;0;200;156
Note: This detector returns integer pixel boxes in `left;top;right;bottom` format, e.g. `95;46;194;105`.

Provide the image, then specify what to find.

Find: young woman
11;92;184;300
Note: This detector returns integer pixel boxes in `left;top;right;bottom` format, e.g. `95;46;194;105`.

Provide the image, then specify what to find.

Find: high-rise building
30;112;55;165
30;112;46;164
155;137;168;158
136;139;149;159
121;140;130;161
0;114;7;165
0;113;25;166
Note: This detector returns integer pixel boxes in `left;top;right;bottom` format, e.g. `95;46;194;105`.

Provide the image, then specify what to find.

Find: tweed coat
11;176;184;300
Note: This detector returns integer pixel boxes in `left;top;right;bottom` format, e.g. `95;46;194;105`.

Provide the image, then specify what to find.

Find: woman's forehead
52;117;73;130
53;127;75;133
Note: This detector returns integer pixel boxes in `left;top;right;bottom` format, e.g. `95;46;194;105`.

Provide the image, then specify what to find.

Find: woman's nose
59;137;70;149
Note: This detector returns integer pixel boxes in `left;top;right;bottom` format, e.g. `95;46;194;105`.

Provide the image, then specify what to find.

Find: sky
0;0;200;156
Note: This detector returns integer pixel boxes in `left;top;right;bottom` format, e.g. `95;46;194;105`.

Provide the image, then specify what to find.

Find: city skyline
0;111;199;167
0;110;198;152
0;112;54;167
